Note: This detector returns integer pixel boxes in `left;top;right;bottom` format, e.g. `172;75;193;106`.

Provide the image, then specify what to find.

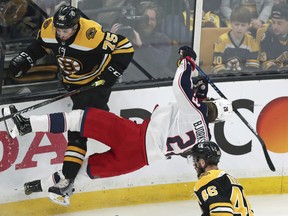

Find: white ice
55;194;288;216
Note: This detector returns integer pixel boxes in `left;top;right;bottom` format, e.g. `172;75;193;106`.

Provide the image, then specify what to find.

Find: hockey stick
0;79;105;122
195;65;276;172
131;59;155;80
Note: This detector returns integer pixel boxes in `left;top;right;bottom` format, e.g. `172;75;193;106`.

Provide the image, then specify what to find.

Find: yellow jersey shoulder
215;32;230;45
39;17;106;50
39;17;55;39
73;18;105;50
194;170;226;191
214;32;230;52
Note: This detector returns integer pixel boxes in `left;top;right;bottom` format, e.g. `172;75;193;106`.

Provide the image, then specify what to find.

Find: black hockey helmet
53;5;80;29
190;141;221;165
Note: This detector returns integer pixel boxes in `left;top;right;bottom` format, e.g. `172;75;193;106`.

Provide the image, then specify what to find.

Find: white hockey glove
212;98;234;122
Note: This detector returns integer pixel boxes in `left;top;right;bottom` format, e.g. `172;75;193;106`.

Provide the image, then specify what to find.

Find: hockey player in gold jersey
212;7;259;74
8;5;134;201
190;141;254;216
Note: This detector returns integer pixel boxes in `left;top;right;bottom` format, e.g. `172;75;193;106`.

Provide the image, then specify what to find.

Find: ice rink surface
56;194;288;216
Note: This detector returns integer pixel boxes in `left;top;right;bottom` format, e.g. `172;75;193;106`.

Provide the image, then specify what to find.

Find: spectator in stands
174;0;222;33
202;0;223;28
212;7;259;74
111;1;173;82
259;3;288;71
220;0;273;32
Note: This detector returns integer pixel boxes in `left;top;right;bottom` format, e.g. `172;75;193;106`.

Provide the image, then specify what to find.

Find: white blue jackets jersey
145;59;211;164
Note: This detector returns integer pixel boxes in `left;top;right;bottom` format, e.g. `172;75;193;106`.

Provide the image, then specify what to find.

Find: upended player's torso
145;102;210;164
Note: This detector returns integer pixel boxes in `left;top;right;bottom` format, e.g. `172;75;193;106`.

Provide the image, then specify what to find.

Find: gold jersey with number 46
194;170;254;216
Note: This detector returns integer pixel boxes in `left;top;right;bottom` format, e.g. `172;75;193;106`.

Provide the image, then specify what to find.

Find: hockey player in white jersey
2;46;233;206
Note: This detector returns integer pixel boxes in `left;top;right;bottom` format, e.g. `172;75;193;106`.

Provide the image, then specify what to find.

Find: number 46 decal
201;186;218;201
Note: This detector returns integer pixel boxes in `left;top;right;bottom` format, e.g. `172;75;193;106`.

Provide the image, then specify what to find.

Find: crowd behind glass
0;0;287;95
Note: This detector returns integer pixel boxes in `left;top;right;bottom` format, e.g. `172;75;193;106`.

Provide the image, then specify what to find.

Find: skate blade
48;192;70;207
1;108;19;139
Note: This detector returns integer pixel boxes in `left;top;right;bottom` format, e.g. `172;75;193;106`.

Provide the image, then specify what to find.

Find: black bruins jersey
24;17;134;86
212;31;259;73
194;170;254;216
260;27;288;70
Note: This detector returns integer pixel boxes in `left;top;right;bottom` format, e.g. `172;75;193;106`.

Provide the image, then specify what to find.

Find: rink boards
0;79;287;215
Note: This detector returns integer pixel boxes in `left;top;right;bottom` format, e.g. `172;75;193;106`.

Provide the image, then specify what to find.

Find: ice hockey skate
1;105;31;139
48;178;74;206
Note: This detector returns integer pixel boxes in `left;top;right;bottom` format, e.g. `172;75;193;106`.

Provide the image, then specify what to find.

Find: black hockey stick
131;59;155;80
195;65;276;172
0;80;105;122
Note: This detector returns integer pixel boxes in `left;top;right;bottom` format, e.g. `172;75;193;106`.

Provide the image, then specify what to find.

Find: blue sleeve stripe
50;113;65;133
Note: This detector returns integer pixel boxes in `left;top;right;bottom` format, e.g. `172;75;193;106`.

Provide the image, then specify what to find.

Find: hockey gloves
179;46;197;60
177;46;197;70
193;76;208;100
9;52;34;77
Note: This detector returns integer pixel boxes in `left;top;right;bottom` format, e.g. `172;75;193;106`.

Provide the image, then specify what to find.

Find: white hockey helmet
212;98;233;122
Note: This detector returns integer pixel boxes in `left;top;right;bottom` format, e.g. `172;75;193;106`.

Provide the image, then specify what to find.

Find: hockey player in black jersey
189;141;254;216
8;5;134;203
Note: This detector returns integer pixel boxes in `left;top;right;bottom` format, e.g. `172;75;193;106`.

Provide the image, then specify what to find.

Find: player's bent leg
2;105;31;138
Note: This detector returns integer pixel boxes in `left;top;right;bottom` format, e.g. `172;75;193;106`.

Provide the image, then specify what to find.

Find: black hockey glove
99;64;123;87
193;76;208;100
9;52;34;77
178;46;197;61
177;46;197;70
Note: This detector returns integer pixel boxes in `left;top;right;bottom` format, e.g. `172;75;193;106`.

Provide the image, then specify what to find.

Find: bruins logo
43;18;52;29
86;27;97;40
57;56;82;75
